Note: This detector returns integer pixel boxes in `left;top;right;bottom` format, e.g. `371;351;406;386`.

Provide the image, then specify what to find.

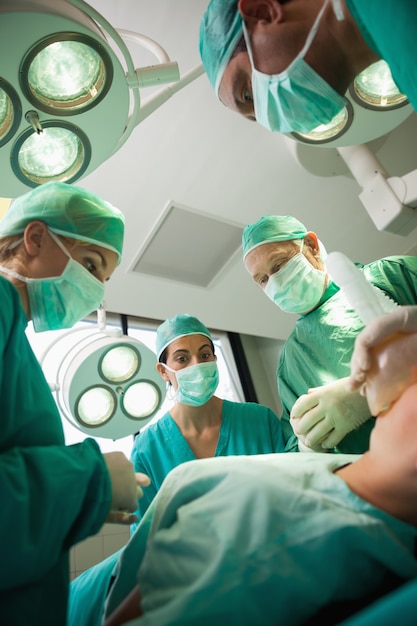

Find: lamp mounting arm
337;144;417;236
135;63;204;125
116;29;180;88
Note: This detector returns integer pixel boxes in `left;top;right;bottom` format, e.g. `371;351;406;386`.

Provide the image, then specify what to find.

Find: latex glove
104;452;151;525
296;438;325;453
290;377;371;449
348;306;417;394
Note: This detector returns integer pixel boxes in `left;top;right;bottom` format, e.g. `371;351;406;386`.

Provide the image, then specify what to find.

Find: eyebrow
90;247;107;269
172;343;212;356
220;66;249;115
252;252;294;281
88;247;112;281
101;249;108;266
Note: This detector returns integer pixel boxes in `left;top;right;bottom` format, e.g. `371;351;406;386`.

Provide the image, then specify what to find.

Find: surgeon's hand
290;378;371;449
348;306;417;394
104;452;151;525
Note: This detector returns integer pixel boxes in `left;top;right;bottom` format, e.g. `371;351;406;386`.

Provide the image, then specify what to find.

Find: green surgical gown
279;256;417;453
0;276;112;626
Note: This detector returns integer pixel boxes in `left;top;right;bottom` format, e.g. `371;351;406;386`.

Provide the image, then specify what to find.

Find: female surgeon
130;313;285;525
0;181;149;626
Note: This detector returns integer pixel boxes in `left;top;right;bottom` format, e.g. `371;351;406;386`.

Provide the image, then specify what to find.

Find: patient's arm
102;585;142;626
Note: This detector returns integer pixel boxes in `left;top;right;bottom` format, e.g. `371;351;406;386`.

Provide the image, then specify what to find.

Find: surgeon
131;313;285;523
0;181;149;626
242;214;417;453
199;0;417;133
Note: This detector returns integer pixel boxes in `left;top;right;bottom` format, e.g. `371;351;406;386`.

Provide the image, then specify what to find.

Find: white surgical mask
264;243;327;314
163;361;219;407
243;0;347;134
0;230;105;332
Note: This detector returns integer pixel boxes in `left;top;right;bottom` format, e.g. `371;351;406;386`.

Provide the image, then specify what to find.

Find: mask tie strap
0;264;31;283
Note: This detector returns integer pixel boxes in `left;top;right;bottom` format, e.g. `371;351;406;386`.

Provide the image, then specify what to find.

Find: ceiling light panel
130;202;243;287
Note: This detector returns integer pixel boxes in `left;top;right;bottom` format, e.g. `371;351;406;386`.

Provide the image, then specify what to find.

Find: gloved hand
348;306;417;394
290;377;371;449
104;452;151;525
296;438;325;453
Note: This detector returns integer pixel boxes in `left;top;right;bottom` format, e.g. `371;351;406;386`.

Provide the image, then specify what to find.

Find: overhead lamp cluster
0;0;203;197
290;61;413;147
43;326;166;438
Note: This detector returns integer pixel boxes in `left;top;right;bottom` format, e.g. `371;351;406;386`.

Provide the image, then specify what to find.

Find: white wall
240;334;284;416
70;524;129;581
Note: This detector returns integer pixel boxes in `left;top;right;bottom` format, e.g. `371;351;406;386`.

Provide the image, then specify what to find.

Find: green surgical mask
0;230;105;332
243;0;347;134
164;361;219;406
264;245;327;314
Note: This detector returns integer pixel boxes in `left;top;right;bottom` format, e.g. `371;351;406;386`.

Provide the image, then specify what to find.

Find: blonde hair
0;231;91;263
0;235;23;262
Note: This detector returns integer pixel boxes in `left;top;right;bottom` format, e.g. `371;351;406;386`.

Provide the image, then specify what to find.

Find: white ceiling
78;0;417;341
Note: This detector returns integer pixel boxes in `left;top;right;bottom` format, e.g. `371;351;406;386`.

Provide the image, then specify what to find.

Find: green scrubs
103;453;417;626
346;0;417;111
279;256;417;453
130;399;285;528
0;277;112;626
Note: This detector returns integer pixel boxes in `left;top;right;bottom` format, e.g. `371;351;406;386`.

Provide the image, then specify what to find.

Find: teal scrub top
104;453;417;625
0;276;112;626
130;399;285;528
279;256;417;454
346;0;417;111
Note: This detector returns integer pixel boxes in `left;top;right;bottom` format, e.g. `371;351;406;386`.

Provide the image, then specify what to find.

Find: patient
101;394;417;623
74;311;417;626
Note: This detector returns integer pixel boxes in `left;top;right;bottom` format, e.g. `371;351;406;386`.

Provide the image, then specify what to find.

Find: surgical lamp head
0;181;125;262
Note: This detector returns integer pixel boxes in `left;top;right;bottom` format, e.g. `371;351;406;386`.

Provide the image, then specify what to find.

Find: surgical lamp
0;0;204;196
290;61;413;147
41;310;166;439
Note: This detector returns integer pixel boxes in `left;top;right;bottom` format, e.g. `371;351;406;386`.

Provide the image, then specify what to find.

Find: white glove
348;306;417;394
104;452;151;525
296;438;326;453
290;377;371;449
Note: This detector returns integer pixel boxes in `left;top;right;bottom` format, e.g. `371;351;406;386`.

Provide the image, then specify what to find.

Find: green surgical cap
199;0;243;95
242;215;307;259
0;181;125;262
156;314;212;361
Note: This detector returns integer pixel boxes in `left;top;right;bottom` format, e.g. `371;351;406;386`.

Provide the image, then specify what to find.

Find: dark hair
230;34;247;60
